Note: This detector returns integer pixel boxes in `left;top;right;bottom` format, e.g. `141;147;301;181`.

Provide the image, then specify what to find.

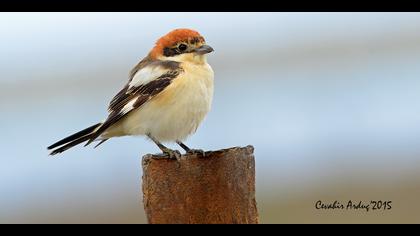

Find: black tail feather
94;139;109;148
48;123;102;155
49;134;92;155
48;123;102;150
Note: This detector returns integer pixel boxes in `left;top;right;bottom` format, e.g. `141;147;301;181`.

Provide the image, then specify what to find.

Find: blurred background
1;12;420;223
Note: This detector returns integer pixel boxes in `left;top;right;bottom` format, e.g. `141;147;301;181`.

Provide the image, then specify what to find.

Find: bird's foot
187;149;206;157
161;148;182;161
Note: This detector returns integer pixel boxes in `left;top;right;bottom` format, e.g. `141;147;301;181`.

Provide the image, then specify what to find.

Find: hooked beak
194;45;214;55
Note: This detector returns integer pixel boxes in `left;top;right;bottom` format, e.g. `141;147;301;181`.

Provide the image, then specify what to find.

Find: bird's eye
178;44;187;51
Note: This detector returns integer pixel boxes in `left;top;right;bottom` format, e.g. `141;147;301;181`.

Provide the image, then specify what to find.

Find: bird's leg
176;141;205;157
176;141;191;152
148;134;181;161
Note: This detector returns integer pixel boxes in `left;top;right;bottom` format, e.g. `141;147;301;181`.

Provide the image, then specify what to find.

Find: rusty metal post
141;145;258;224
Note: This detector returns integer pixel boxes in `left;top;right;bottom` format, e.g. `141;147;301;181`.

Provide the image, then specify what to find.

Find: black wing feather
85;66;182;146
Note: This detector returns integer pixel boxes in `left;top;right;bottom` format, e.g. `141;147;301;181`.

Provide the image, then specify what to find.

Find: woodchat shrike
48;28;214;160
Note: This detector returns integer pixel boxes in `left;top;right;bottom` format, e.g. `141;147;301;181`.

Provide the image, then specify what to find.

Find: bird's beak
194;45;214;55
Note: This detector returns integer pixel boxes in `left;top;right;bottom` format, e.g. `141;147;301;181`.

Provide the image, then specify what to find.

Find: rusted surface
141;145;258;224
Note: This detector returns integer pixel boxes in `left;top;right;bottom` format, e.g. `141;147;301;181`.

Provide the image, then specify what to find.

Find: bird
47;28;214;160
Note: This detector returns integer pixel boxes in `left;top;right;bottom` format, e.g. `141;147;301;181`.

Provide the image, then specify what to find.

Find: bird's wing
85;60;183;145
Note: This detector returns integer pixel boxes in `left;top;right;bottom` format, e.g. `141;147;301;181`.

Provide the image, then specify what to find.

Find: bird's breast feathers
153;60;214;107
103;59;214;142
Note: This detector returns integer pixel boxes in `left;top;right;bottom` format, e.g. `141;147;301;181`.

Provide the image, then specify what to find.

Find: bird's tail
47;123;106;156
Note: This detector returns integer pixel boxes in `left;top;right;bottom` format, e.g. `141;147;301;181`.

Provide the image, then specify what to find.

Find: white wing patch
128;65;171;91
120;98;137;115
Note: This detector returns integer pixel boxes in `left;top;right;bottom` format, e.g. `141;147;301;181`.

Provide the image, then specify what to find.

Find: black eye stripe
163;47;180;57
162;37;205;57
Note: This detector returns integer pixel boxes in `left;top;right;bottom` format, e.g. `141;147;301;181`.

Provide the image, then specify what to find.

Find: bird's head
150;28;214;63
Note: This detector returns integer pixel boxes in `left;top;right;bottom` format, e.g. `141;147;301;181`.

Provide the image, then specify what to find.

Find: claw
162;148;182;161
187;149;205;157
